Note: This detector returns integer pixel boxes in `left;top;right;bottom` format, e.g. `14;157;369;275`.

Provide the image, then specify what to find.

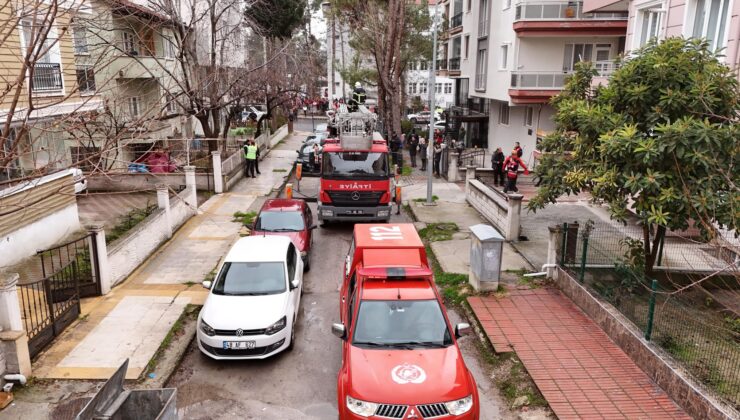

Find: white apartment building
406;60;456;111
438;0;627;166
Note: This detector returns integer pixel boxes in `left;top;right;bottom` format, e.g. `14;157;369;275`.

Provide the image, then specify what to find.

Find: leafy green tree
529;38;739;274
246;0;307;39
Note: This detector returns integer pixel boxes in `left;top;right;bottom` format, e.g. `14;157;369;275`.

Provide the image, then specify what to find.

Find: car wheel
304;254;311;272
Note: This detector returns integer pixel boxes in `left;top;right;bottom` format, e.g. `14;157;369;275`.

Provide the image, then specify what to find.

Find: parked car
251;199;317;270
296;142;322;175
242;105;267;123
314;123;328;135
197;235;303;360
406;110;441;124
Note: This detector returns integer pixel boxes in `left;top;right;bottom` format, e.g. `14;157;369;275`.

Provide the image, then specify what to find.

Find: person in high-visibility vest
243;139;258;178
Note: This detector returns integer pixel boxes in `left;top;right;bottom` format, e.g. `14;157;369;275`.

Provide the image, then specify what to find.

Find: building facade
437;0;628;165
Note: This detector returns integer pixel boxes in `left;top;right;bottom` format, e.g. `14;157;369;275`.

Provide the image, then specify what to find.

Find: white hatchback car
197;235;303;360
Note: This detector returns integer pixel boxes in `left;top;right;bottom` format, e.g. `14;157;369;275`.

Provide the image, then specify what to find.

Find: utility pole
426;2;440;205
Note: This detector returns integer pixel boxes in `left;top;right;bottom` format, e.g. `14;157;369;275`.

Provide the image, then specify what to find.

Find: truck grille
375;404;407;418
327;191;383;207
417;403;449;418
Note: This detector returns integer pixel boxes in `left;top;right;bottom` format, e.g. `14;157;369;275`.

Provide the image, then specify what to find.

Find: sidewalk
469;289;690;419
30;132;302;380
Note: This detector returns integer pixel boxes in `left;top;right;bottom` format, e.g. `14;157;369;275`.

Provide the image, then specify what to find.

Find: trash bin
469;224;504;291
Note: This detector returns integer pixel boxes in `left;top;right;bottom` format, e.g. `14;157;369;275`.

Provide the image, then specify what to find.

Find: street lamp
426;2;440;205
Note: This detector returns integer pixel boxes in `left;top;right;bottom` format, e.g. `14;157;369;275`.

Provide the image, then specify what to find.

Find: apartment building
437;0;627;165
584;0;739;77
0;0;104;180
407;58;456;110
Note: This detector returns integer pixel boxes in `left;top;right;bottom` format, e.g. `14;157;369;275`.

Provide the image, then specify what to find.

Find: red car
333;224;479;419
251;199;316;270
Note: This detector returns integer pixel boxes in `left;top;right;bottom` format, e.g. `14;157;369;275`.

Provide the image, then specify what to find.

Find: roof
224;235;292;263
361;278;437;300
354;224;424;250
260;199;305;212
110;0;173;24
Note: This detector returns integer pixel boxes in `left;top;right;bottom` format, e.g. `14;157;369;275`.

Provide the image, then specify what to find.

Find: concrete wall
466;178;522;240
0;204;81;269
487;101;556;167
269;125;289;149
87;172;212;192
554;267;739;420
107;188;195;287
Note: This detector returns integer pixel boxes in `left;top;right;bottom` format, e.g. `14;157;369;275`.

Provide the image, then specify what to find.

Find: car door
304;206;314;247
286;244;302;319
341;273;356;323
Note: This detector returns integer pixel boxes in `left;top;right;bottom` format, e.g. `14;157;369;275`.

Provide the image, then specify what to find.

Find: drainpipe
522;263;558;277
4;374;27;385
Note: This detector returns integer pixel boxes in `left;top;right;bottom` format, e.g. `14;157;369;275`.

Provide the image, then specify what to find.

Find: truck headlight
377;210;390;217
199;319;215;337
346;396;378;417
321;209;333;217
265;316;287;335
445;395;473;415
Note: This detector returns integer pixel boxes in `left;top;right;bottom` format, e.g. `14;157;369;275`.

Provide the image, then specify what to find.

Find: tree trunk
643;223;666;276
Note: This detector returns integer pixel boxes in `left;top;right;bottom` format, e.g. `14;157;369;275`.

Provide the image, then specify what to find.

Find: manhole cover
51;397;90;420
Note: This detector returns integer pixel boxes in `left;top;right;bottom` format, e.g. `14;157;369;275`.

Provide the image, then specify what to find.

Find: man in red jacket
503;149;528;193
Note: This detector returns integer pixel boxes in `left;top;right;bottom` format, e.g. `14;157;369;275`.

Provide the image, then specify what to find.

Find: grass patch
425;243;471;307
494;354;549;409
418;222;458;242
105;203;158;243
413;195;439;203
272;168;287;172
400;166;413;176
233;210;257;226
144;304;198;377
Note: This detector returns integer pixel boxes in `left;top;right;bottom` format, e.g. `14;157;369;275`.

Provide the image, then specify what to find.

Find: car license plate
346;210;364;215
223;341;256;350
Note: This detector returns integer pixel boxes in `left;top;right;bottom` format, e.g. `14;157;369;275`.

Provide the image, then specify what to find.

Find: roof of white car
224;235;292;263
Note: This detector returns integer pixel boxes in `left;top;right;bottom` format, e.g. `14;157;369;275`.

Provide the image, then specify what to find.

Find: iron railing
437;59;448;70
514;1;628;20
449;57;461;71
450;12;463;28
458;148;486;168
31;63;63;92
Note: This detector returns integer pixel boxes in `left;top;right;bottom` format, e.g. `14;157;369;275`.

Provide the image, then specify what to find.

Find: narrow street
166;120;509;419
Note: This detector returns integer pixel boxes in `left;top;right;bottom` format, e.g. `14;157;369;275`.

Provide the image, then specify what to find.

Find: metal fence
558;220;740;409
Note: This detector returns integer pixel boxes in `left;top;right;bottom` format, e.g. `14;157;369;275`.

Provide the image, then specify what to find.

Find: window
163;36;175;59
467;0;472;11
165;93;177;113
409;61;416;71
347;277;358;328
464;35;470;58
420;82;428;94
475;48;487;90
212;262;286;295
563;43;593;71
287;243;297;281
76;66;96;93
690;0;730;51
498;102;510;125
128;97;141;117
322;152;389;179
444;83;452;94
419;60;428;71
73;26;88;54
352;300;453;347
70;146;100;171
435;83;441;93
479;0;490;37
499;44;508;70
637;8;663;47
410;83;417;94
524;106;534;127
21;20;60;64
121;31;137;54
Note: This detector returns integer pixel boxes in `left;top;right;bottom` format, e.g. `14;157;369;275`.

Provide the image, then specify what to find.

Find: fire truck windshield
322;152;389;180
352;300;453;348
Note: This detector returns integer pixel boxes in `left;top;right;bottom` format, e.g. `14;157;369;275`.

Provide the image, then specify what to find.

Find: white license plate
223;341;256;350
346;210;364;215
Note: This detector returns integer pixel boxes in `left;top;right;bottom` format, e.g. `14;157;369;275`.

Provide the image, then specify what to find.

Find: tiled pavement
469;288;690;419
31;132;300;380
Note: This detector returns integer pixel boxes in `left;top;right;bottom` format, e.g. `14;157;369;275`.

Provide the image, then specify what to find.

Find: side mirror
455;323;471;338
332;323;347;340
290;278;300;290
202;280;212;289
309;224;318;230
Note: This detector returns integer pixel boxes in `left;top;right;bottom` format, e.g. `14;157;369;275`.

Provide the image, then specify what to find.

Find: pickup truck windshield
353;300;453;348
322;152;389;180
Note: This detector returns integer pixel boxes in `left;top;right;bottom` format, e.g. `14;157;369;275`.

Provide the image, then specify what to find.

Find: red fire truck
318;108;392;224
332;224;480;419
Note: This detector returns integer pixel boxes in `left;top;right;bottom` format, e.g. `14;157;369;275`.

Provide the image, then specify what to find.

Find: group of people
491;141;528;193
394;129;449;176
243;139;261;178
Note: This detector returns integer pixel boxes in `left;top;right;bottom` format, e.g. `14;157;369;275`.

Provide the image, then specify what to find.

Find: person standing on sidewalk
433;142;442;176
408;133;419;168
254;140;262;175
502;149;528;193
491;147;505;186
514;141;523;159
419;137;428;171
244;139;258;178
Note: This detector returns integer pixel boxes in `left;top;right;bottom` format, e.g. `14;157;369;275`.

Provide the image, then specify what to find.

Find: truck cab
333;224;479;419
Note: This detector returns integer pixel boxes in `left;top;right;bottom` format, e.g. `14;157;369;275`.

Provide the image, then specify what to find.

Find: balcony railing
31;63;63;92
437;59;448;70
448;57;461;71
450;12;463;29
594;60;620;76
514;1;628;20
510;71;568;89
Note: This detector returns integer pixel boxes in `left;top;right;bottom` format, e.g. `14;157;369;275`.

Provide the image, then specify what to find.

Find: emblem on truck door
391;363;427;384
351;191;361;201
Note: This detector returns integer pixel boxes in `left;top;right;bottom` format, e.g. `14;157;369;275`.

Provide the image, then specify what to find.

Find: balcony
31;63;63;93
437;59;448;70
509;71;568;104
448;57;461;72
450;13;463;32
513;1;627;37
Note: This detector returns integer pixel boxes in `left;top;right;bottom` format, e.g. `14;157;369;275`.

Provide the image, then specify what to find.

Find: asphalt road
166;146;510;420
